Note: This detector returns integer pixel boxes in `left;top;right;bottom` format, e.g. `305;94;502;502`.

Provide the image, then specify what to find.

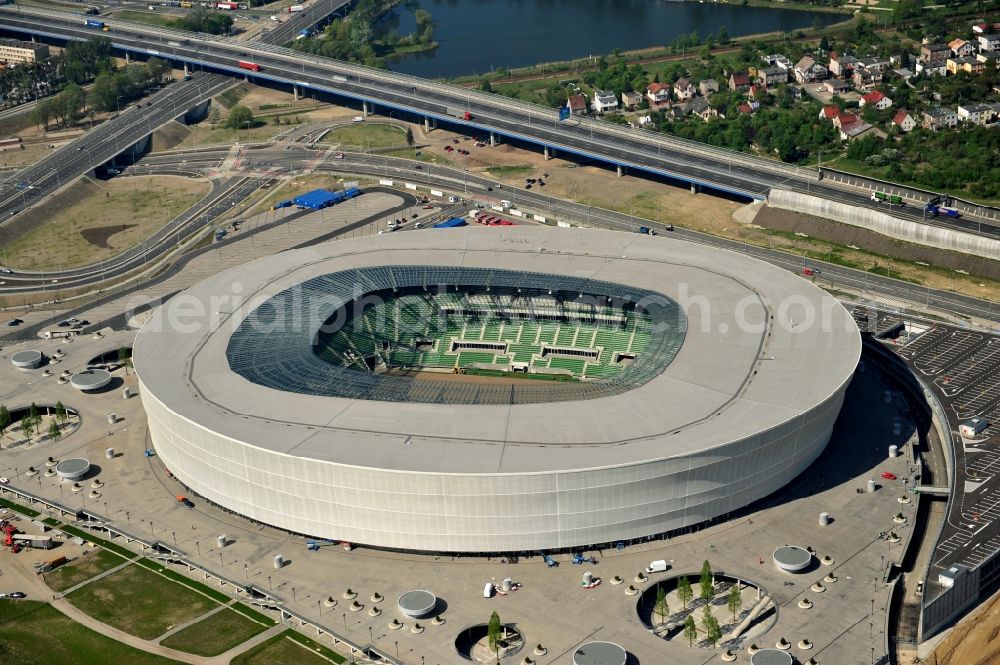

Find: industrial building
134;227;860;553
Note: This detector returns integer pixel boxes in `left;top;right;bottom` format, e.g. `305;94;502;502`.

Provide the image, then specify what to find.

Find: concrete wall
767;189;1000;262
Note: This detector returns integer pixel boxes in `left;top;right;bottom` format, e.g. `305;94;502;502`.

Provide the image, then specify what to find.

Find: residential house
566;94;588;115
891;109;917;132
841;121;881;141
646;82;671;106
592;89;618;113
852;68;882;90
757;66;788;86
819;104;840;121
686;96;718;121
621;90;642;109
737;101;759;115
636;114;654;128
976;52;1000;68
978;34;1000;52
860;90;892;110
794;56;827;83
833;112;859;131
828;52;858;77
728;71;751;92
893;67;915;80
698;79;719;97
949;38;976;57
916;59;948;76
947;56;986;75
667;106;686;121
957;102;996;125
920;42;951;62
922;106;959;131
857;56;891;72
749;84;769;101
763;54;792;70
673;77;696;101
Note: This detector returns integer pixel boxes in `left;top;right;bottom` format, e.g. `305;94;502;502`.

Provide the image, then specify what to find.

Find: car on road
881;472;897;480
333;152;345;159
414;222;423;228
802;267;820;276
0;267;12;273
177;495;195;508
423;205;434;209
6;319;23;327
0;592;27;599
414;165;422;170
915;580;924;596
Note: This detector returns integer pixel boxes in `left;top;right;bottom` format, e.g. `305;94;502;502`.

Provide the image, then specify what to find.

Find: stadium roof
134;227;860;474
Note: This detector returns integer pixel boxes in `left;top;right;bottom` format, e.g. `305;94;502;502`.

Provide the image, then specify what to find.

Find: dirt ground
0;175;210;271
924;588;1000;665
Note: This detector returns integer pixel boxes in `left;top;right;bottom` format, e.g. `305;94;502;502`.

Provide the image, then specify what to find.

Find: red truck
238;60;261;72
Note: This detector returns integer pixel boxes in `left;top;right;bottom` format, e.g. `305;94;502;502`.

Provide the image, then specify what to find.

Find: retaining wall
767;189;1000;262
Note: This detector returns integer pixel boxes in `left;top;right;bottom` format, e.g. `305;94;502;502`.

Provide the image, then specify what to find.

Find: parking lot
893;322;1000;579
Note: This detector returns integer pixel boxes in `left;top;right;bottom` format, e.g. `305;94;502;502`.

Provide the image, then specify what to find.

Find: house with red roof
728;72;751;92
891;109;916;132
860;90;892;110
819;104;840;121
646;82;671;106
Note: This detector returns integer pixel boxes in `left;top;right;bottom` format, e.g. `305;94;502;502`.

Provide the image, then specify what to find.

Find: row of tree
178;8;234;35
653;560;743;648
0;402;68;444
28;58;171;131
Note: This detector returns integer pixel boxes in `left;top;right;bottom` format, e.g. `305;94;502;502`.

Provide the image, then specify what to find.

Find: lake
381;0;845;79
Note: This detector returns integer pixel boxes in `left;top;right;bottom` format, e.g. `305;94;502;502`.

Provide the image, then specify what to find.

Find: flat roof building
0;38;49;64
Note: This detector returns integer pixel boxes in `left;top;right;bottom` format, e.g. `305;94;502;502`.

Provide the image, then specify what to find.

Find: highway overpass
0;72;235;219
258;0;350;45
4;5;998;241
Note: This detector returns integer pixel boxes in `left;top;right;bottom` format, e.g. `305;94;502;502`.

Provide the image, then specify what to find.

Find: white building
959;417;990;437
592;89;618;113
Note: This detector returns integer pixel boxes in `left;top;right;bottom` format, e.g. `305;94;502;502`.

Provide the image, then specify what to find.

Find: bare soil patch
927;588;1000;665
81;224;139;250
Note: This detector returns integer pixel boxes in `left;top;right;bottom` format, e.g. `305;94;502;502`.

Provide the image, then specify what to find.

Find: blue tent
294;189;341;209
433;217;468;228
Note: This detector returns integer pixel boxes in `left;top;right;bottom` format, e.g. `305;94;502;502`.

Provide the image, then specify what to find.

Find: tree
706;615;722;647
406;127;414;147
699;560;714;599
654;586;669;625
701;603;714;633
28;403;40;432
48;420;61;442
819;35;830;52
118;347;132;375
683;614;697;647
0;404;9;437
21;413;34;440
55;401;67;424
677;576;693;610
227;105;255;130
487;611;502;661
480;79;493;93
728;584;743;621
55;83;85;126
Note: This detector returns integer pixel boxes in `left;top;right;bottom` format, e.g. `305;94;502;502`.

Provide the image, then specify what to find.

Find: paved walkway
155;600;233;644
55;555;136;597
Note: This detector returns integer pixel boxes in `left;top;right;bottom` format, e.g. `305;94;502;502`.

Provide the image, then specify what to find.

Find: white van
352;116;365;123
484;583;494;598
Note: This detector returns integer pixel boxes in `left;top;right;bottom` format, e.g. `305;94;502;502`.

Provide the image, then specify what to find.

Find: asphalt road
1;146;996;330
0;71;235;220
258;0;349;45
2;6;997;242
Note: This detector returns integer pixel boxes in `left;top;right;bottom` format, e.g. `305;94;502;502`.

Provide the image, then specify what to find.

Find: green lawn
159;607;271;656
44;549;130;593
231;630;346;665
325;123;409;149
383;147;453;165
65;563;218;640
0;600;184;665
486;164;534;176
113;10;185;29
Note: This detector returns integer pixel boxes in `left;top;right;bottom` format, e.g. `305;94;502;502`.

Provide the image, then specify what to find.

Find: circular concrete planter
324;597;337;608
775;637;790;650
533;645;547;656
343;589;357;600
349;600;363;612
368;606;381;617
810;582;825;593
721;650;737;662
747;644;760;655
824;574;838;583
389;619;402;630
410;623;424;634
610;576;623;585
798;598;813;609
821;556;834;566
371;592;383;603
432;615;445;626
625;585;638;596
798;639;813;650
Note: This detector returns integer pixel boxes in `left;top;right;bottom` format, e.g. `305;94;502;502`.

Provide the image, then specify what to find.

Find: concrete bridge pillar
423;116;436;132
293;84;300;101
183;62;190;77
362;101;372;117
690;182;698;194
489;132;497;147
617;164;627;177
544;146;555;160
124;52;130;64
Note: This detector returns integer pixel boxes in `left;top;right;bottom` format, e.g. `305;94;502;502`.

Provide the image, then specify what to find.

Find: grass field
44;549;130;593
0;175;209;271
486;164;534;176
65;563;218;640
325;123;409;149
231;630;346;665
0;600;184;665
159;607;270;656
383;147;453;165
113;10;184;29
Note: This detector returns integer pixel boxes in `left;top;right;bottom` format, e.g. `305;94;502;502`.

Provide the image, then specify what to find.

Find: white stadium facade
134;226;860;554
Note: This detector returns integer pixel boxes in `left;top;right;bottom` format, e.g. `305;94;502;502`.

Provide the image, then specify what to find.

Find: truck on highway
216;1;238;9
297;28;311;39
238;60;261;72
871;191;903;206
84;18;105;28
287;4;304;11
926;204;960;218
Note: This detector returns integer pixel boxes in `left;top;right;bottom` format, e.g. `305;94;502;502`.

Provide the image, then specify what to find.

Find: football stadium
134;226;861;553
